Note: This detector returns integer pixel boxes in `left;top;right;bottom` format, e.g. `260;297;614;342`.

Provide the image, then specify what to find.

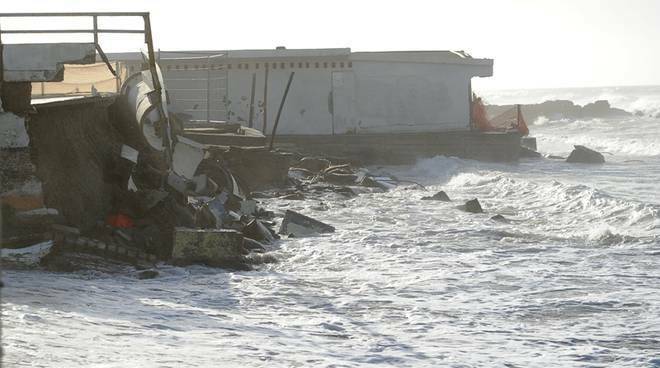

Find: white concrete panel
349;61;475;133
227;66;334;135
2;43;96;82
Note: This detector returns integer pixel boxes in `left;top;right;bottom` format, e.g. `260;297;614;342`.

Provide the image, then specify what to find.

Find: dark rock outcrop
460;198;483;213
421;191;451;201
566;145;605;164
486;99;630;123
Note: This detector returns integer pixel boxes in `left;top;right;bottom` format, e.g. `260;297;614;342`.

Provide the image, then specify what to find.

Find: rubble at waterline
0;12;610;274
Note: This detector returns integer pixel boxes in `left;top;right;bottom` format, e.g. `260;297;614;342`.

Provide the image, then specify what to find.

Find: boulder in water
459;198;483;213
566;145;605;164
490;214;508;223
421;191;451;201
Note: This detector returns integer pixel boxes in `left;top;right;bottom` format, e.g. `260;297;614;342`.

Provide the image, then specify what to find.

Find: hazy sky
2;0;660;90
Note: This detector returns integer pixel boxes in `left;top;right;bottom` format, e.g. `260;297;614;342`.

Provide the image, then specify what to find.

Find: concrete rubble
566;145;605;164
0;13;530;274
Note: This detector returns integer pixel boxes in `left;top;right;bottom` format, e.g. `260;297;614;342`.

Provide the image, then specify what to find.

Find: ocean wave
443;171;660;243
530;116;660;157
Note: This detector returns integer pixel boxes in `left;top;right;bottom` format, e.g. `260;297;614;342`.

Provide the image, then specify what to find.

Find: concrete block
0;112;29;148
278;210;335;237
171;227;246;268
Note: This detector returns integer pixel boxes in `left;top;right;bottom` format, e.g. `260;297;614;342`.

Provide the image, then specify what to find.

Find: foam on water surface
3;86;660;367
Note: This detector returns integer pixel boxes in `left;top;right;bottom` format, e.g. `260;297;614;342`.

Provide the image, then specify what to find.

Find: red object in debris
516;104;529;136
106;213;134;228
472;94;496;132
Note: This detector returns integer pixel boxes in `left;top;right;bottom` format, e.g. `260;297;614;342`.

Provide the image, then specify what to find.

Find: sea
2;86;659;367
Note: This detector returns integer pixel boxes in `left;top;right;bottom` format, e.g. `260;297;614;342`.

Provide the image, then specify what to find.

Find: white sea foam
3;87;660;367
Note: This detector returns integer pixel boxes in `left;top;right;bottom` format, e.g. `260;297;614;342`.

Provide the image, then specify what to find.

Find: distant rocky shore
486;99;632;123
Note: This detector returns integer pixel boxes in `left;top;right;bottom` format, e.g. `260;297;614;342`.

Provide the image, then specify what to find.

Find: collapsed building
1;12;532;272
0;12;290;270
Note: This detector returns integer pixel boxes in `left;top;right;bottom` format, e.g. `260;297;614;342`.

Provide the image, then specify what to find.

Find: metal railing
0;12;155;81
0;12;174;160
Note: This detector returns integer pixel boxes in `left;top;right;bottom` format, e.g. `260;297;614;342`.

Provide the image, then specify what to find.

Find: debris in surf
459;198;484;213
422;191;451;201
566;145;605;164
278;210;335;237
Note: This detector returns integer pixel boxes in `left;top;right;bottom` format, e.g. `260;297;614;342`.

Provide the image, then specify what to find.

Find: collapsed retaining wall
28;96;123;231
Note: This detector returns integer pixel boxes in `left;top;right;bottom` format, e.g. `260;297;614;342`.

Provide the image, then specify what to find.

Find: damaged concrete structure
110;48;522;163
1;12;289;270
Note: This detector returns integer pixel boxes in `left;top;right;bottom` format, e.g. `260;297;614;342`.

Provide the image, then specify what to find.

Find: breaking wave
442;170;660;244
531;116;660;157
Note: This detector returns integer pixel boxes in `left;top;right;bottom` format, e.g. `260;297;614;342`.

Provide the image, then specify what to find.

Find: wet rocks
421;191;451;201
490;214;508;222
137;269;159;279
566;145;605;164
459;198;483;213
278;210;335;237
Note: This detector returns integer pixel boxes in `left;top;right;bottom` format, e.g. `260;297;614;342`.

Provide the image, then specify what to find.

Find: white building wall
115;50;493;136
226;61;348;135
342;61;477;134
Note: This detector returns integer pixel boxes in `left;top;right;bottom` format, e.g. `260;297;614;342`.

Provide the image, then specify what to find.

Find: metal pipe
206;56;211;123
262;63;269;133
248;72;256;128
268;71;295;151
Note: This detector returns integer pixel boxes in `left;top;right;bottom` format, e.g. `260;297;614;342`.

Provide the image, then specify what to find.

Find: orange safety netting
472;93;529;136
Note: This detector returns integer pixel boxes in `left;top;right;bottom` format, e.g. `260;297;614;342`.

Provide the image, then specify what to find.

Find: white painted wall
122;50;493;135
227;62;342;135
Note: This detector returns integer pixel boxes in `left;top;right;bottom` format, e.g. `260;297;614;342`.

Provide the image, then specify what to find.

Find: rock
278;210;335;237
547;155;566;160
460;198;483;213
295;157;331;173
421;191;451;201
566;145;605;164
137;269;159;279
490;214;508;222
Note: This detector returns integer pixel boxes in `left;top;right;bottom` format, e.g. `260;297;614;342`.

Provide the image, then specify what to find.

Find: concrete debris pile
1;57;288;273
274;156;407;201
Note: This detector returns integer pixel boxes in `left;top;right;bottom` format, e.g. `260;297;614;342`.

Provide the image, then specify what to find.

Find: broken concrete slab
566;145;605;164
243;219;276;243
421;191;451;201
0;112;29;148
278;210;335;237
323;172;358;186
14;207;64;227
296;157;331;172
171;227;248;269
